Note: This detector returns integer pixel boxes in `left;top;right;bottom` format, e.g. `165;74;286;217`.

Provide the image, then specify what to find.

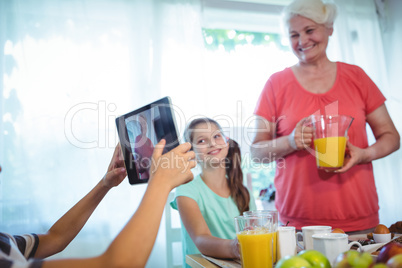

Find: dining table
185;233;401;268
186;254;241;268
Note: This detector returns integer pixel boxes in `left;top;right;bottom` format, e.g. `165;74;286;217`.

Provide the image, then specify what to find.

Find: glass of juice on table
234;214;274;268
307;115;354;171
243;210;278;263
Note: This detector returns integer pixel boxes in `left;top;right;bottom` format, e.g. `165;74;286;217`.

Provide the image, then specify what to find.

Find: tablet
115;97;179;184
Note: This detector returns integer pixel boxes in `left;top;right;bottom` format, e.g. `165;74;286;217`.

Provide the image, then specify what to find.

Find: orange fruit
331;228;345;234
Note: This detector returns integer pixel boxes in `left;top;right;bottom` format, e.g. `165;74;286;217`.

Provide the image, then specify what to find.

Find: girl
170;118;256;265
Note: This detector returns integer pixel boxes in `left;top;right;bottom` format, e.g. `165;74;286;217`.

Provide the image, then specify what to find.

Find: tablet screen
115;97;179;184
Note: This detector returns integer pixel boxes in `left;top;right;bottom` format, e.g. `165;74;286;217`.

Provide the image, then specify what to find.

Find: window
200;26;296;207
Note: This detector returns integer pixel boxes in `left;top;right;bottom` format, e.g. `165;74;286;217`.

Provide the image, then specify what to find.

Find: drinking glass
234;215;274;268
277;226;297;259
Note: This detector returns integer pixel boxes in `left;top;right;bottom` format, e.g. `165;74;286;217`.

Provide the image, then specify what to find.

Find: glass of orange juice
234;215;274;268
307;115;354;171
243;210;278;263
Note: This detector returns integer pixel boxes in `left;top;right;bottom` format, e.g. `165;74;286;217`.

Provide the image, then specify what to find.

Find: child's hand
231;238;241;259
103;143;127;188
149;139;196;189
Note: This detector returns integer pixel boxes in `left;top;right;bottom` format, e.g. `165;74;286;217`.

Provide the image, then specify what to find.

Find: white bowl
373;233;391;243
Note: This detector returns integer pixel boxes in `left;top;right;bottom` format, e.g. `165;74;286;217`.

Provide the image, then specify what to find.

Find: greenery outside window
201;27;295;207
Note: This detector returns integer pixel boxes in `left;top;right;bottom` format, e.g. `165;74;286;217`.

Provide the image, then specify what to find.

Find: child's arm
35;144;127;258
41;140;195;268
176;196;240;259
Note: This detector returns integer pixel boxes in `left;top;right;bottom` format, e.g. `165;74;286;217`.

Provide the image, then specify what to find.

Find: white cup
277;226;297;259
312;233;363;266
296;226;332;250
373;233;391;243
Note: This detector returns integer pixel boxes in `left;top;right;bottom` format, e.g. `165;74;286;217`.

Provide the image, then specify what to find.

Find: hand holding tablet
115;97;180;184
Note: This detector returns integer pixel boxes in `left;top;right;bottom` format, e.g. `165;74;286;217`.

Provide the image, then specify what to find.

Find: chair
165;192;183;268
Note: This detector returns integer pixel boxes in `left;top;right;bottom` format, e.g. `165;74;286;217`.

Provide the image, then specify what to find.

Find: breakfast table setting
185;220;402;268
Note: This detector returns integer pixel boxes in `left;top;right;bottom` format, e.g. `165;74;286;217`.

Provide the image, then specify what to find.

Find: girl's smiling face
288;15;333;64
191;122;229;165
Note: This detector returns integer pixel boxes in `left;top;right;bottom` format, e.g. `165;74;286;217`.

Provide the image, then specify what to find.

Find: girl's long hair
184;118;250;214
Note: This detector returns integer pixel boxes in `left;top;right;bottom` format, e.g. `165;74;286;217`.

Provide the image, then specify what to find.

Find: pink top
134;135;154;180
254;62;385;232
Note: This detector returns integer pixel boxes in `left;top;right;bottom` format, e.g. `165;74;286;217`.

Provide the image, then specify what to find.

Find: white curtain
371;0;402;228
328;0;402;227
0;0;203;266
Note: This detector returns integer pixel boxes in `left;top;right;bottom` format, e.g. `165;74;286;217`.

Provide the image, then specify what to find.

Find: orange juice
314;136;347;169
237;229;274;268
273;231;277;263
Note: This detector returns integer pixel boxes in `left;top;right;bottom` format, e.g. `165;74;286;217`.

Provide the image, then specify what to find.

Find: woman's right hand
289;118;314;151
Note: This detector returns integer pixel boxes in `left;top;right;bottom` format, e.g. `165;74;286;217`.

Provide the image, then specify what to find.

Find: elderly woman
251;0;400;233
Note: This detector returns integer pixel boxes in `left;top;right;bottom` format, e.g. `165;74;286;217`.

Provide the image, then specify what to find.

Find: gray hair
282;0;338;29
